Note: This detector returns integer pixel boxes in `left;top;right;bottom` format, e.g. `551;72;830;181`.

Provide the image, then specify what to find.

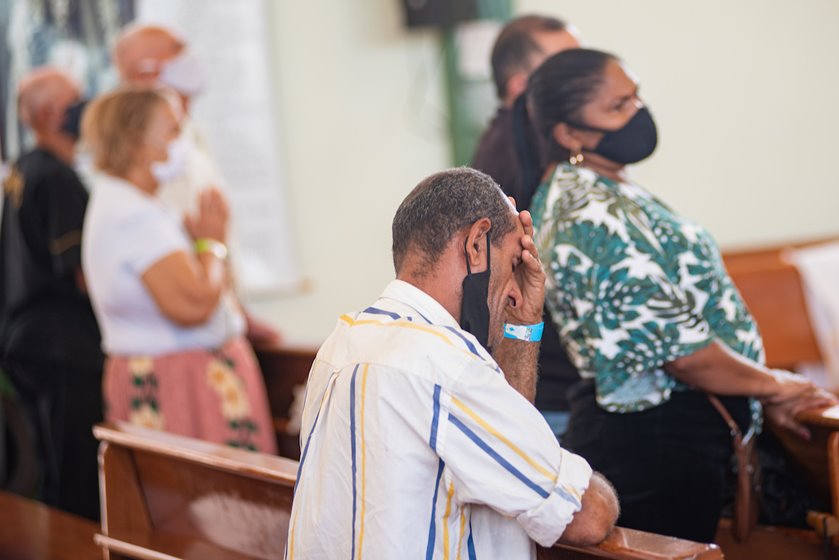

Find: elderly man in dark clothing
0;67;102;520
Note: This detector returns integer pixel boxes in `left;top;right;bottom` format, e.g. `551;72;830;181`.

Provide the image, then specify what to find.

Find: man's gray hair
392;167;517;274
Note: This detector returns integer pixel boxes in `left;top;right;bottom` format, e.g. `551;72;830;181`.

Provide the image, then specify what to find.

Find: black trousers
562;381;750;543
4;357;103;521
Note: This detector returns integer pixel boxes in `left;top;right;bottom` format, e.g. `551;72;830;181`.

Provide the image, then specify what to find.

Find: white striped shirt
286;280;592;559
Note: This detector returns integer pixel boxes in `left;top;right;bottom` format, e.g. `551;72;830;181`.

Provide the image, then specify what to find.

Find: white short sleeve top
82;173;244;356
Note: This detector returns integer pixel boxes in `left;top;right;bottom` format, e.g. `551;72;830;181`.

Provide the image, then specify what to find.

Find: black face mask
61;99;88;140
568;106;658;164
460;235;492;351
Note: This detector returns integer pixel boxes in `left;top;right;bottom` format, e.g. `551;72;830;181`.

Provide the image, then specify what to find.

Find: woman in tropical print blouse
515;48;836;542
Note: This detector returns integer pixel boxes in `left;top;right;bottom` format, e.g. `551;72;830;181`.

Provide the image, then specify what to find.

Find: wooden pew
95;422;722;560
0;491;100;560
95;422;297;560
713;403;839;560
718;238;839;559
540;529;722;559
721;238;834;370
254;344;317;459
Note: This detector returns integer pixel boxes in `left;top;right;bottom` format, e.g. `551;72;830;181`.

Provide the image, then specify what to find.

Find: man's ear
505;72;529;104
464;218;491;271
24;104;52;131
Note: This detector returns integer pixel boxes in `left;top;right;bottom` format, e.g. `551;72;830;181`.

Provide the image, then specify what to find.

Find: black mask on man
460;235;492;351
61;99;88;140
568;106;658;164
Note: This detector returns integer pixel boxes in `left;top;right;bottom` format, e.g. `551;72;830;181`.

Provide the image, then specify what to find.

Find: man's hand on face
506;209;546;325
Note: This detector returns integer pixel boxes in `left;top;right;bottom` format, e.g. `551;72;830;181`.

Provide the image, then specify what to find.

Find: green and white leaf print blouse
531;163;765;416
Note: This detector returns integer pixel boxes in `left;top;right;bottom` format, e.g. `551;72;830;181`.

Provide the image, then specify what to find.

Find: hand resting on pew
558;472;621;546
666;340;837;439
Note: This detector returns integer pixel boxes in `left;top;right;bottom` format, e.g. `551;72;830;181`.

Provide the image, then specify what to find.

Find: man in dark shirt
472;15;579;206
0;68;102;520
472;16;579;436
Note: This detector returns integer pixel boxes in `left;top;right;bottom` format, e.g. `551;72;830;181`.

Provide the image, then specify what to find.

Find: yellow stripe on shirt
450;396;558;484
339;315;482;362
357;364;369;560
442;481;455;560
456;509;466;560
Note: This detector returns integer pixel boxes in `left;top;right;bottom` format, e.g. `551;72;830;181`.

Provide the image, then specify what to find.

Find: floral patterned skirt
103;336;277;454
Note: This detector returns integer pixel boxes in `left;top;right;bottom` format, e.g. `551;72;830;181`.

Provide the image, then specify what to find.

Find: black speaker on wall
400;0;479;29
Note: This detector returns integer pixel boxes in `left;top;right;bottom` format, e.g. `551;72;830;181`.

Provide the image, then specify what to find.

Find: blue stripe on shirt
296;409;320;491
430;384;442;450
443;325;483;359
366;305;483;359
554;484;581;509
363;306;402;320
350;364;360;560
449;414;550;499
425;459;445;560
467;516;477;560
294;382;328;496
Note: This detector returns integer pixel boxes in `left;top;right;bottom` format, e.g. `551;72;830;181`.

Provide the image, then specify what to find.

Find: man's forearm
494;337;540;402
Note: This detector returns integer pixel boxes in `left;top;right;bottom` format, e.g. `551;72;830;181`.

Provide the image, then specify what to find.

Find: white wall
520;0;839;246
249;0;839;344
252;0;450;343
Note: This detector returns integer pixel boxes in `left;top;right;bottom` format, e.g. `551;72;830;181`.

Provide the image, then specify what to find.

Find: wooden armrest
796;405;839;430
542;527;722;559
93;421;298;485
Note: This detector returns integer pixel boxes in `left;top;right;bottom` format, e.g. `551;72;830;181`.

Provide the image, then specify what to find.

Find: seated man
287;168;618;558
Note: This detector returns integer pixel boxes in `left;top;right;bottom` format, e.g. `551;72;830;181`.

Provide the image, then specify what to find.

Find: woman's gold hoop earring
569;150;584;166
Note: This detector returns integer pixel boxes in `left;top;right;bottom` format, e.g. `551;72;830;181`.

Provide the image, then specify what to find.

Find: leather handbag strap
708;394;760;542
708;394;743;442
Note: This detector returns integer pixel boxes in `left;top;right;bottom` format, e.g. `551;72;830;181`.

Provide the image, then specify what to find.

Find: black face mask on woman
460;235;492;351
568;106;658;164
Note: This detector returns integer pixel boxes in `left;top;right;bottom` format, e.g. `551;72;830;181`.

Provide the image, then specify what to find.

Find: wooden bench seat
95;421;722;560
0;491;100;560
95;422;297;560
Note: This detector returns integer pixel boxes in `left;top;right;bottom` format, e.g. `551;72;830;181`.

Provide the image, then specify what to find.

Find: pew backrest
254;345;318;459
95;422;297;560
722;243;822;369
95;422;722;560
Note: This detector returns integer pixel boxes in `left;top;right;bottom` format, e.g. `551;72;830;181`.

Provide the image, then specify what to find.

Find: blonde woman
81;88;276;453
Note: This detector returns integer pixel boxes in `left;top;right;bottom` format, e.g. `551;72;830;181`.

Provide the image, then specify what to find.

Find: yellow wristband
194;238;228;261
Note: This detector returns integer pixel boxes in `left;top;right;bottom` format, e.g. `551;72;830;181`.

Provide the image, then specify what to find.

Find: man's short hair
491;15;567;100
392;167;517;273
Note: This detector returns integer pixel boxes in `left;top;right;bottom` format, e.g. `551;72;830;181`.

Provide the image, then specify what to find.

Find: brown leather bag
708;395;761;542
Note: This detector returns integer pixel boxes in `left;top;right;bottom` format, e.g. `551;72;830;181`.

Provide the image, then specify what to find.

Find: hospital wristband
194;238;228;261
503;322;544;342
